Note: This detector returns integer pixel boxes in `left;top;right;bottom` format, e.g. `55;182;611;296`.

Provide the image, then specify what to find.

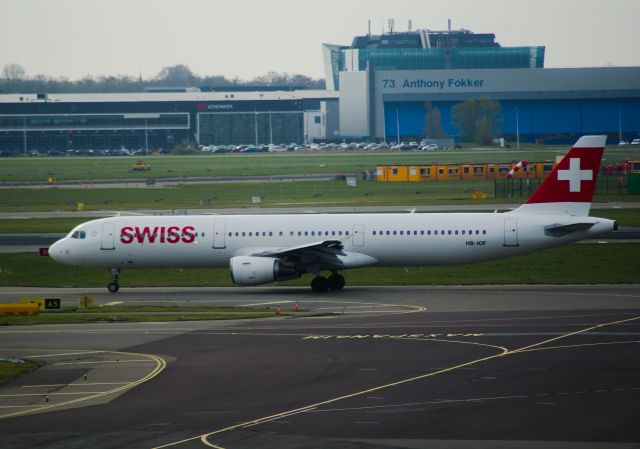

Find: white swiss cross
557;158;593;192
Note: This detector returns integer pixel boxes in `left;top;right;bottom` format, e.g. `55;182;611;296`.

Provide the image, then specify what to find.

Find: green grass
0;208;638;233
0;360;42;385
1;243;638;288
0;305;279;326
2;179;639;213
0;179;497;212
1;146;636;182
0;217;88;233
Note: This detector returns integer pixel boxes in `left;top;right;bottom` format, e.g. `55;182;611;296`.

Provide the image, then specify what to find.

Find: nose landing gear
107;268;120;293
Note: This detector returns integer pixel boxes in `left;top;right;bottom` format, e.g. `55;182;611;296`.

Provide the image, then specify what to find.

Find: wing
253;240;344;257
245;240;377;272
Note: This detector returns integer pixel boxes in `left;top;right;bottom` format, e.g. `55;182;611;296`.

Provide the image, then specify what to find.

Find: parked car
631;139;640;145
421;144;439;151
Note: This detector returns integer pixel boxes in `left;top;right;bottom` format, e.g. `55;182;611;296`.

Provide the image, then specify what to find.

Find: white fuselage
49;212;614;269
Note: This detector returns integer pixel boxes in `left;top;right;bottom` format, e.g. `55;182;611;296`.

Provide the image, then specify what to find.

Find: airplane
49;135;616;293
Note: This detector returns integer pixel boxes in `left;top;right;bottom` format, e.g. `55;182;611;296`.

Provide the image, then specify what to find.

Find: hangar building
0;90;338;153
324;28;640;144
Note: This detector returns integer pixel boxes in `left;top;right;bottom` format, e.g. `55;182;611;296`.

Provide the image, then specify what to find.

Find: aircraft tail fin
512;135;606;216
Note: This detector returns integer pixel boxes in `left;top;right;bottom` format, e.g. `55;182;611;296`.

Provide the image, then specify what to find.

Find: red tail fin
513;136;606;216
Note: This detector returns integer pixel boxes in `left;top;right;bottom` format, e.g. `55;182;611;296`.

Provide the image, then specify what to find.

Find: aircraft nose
49;239;67;263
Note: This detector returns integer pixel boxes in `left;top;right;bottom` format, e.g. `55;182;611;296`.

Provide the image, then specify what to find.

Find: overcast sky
2;0;639;81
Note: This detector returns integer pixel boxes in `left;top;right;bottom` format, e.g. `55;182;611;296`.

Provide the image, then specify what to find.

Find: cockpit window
71;231;79;239
70;230;86;239
79;231;86;239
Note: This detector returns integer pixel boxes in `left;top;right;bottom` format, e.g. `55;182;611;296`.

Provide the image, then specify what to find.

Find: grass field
0;305;282;326
2;178;639;213
0;208;638;233
1;243;638;288
0;360;42;386
1;146;637;183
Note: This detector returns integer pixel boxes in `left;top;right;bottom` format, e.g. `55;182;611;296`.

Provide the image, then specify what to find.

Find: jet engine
229;256;300;285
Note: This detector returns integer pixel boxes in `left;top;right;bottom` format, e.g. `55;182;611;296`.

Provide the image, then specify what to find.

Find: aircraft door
353;224;365;247
212;222;226;249
101;223;115;250
503;218;518;247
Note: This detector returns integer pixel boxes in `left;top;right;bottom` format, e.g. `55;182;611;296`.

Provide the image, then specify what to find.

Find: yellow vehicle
132;161;151;171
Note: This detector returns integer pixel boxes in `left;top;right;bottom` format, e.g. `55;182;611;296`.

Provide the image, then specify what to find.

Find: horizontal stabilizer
544;222;595;237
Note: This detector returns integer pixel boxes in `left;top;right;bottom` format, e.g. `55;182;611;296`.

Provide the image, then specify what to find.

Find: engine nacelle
229;256;300;286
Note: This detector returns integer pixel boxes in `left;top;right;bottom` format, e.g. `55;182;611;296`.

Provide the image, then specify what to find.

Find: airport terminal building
325;28;640;144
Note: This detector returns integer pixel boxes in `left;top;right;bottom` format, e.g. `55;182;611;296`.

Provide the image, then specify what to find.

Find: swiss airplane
49;136;615;293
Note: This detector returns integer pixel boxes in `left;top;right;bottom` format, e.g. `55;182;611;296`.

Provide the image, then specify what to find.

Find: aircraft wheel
328;273;345;290
310;276;329;293
107;282;120;293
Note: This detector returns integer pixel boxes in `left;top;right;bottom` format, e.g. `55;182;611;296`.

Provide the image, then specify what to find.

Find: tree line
0;63;325;94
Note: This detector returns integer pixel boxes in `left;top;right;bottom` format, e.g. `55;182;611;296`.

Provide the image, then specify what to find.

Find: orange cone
276;305;281;316
293;303;299;312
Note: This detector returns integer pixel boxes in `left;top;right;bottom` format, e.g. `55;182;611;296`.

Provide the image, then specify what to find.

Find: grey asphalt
1;285;639;449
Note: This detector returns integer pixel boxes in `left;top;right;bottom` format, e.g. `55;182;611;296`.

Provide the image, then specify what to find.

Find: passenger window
242;232;246;237
332;231;336;236
298;231;301;236
455;230;458;235
400;231;404;235
311;231;315;236
338;231;343;236
482;230;487;235
386;231;390;235
269;232;273;236
345;231;349;236
373;231;377;235
421;230;424;235
393;231;397;235
228;232;232;237
462;230;465;235
448;230;452;235
434;230;438;235
476;230;480;235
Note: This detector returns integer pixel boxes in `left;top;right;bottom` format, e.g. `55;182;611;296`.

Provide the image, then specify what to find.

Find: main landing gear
310;272;345;293
107;268;120;293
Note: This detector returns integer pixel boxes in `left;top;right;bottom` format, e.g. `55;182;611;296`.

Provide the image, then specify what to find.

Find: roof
0;90;339;104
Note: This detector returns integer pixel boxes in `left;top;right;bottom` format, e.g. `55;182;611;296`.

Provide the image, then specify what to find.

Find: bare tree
2;63;27;80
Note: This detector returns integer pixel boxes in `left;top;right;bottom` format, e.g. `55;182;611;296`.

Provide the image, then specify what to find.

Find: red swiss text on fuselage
120;226;196;244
